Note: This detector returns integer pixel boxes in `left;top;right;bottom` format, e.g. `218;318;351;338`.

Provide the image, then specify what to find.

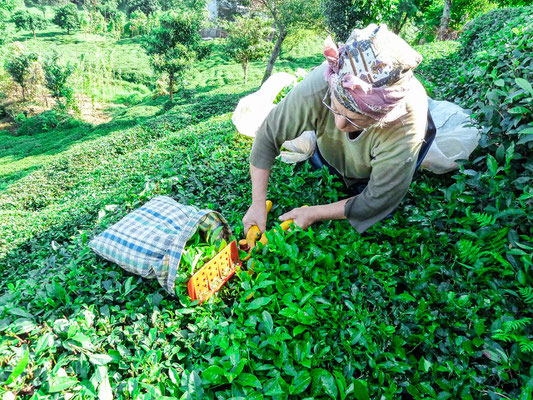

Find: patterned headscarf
324;24;423;123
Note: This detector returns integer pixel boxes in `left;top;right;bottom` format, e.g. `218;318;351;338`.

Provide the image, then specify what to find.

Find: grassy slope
1;23;531;400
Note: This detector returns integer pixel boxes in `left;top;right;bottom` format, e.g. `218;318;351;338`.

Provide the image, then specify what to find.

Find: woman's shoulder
295;62;329;98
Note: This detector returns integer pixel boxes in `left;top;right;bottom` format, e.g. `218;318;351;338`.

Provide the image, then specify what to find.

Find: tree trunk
394;12;409;35
262;30;287;84
242;61;248;84
33;30;36;39
169;73;174;102
437;0;452;40
22;84;26;101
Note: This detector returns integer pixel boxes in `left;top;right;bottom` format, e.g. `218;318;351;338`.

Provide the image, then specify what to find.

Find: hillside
1;4;532;400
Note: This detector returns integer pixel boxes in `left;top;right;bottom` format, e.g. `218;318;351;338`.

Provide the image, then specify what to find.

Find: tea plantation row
0;6;531;400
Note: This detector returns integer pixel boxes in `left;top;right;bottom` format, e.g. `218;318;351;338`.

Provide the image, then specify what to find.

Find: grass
9;26;153;105
0;17;531;400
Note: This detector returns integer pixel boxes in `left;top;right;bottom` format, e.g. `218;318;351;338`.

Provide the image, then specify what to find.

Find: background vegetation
0;0;531;399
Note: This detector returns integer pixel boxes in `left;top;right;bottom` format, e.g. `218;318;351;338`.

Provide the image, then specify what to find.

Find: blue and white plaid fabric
89;196;231;295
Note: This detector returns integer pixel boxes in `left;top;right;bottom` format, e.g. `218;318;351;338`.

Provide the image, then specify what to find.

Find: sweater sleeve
249;64;327;170
344;121;424;233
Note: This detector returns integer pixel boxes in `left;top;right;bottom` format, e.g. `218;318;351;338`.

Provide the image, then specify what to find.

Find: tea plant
0;6;531;400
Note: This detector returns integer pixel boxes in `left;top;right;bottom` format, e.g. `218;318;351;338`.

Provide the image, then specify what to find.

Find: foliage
254;0;323;82
142;9;204;101
0;6;532;400
414;40;461;97
80;9;107;35
225;15;273;84
320;0;435;41
419;0;498;42
11;9;48;38
125;9;149;37
176;229;228;289
0;0;17;45
42;51;77;111
15;109;80;136
124;0;161;15
321;0;386;40
52;3;80;34
96;0;119;20
4;52;39;101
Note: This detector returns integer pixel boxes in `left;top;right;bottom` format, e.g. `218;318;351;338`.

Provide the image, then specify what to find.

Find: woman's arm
242;165;271;234
279;199;350;230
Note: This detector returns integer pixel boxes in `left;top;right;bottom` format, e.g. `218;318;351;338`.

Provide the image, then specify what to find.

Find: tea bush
15;110;82;136
0;7;531;400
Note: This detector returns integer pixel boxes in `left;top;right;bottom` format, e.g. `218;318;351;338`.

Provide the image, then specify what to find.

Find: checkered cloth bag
89;196;232;295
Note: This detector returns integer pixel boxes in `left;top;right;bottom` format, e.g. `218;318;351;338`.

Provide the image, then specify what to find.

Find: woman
242;24;434;235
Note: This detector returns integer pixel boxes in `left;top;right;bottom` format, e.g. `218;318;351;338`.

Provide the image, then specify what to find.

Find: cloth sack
231;71;315;163
421;98;480;174
89;196;231;295
232;72;296;137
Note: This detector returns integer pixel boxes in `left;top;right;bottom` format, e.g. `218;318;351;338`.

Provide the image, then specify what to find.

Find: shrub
225;15;273;84
142;10;204;101
14;110;81;136
11;9;47;38
53;3;80;34
42;51;77;111
5;52;39;101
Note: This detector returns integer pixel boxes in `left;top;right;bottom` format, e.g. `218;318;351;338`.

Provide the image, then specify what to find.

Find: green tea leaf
352;379;370;400
97;366;113;400
508;106;531;115
3;348;29;385
312;369;338;399
89;353;113;366
236;373;261;388
247;296;272;310
202;365;226;383
48;376;79;393
262;310;273;335
290;370;312;395
35;332;54;357
188;371;204;399
515;77;533;95
263;378;284;396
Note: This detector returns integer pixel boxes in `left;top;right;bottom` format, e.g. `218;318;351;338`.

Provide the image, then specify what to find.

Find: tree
255;0;323;83
0;0;17;46
437;0;452;40
43;51;77;110
142;10;204;101
323;0;414;41
126;10;148;37
226;15;273;84
97;0;119;20
125;0;161;15
53;3;80;34
12;9;48;38
388;0;419;34
5;52;39;101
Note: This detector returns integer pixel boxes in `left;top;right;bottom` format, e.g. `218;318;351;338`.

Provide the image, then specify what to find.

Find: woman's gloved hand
242;201;268;235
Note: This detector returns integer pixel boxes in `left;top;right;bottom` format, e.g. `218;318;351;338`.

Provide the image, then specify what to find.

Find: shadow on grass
0;166;41;190
115;37;144;46
0;115;154;163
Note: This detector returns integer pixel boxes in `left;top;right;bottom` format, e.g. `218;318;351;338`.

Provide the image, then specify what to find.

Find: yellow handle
246;200;272;248
279;219;294;231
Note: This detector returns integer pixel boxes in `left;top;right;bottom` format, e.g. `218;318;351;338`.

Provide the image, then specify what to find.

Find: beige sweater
250;63;428;233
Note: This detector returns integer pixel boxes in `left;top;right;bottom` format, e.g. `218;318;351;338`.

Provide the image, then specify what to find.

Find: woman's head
323;24;422;124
